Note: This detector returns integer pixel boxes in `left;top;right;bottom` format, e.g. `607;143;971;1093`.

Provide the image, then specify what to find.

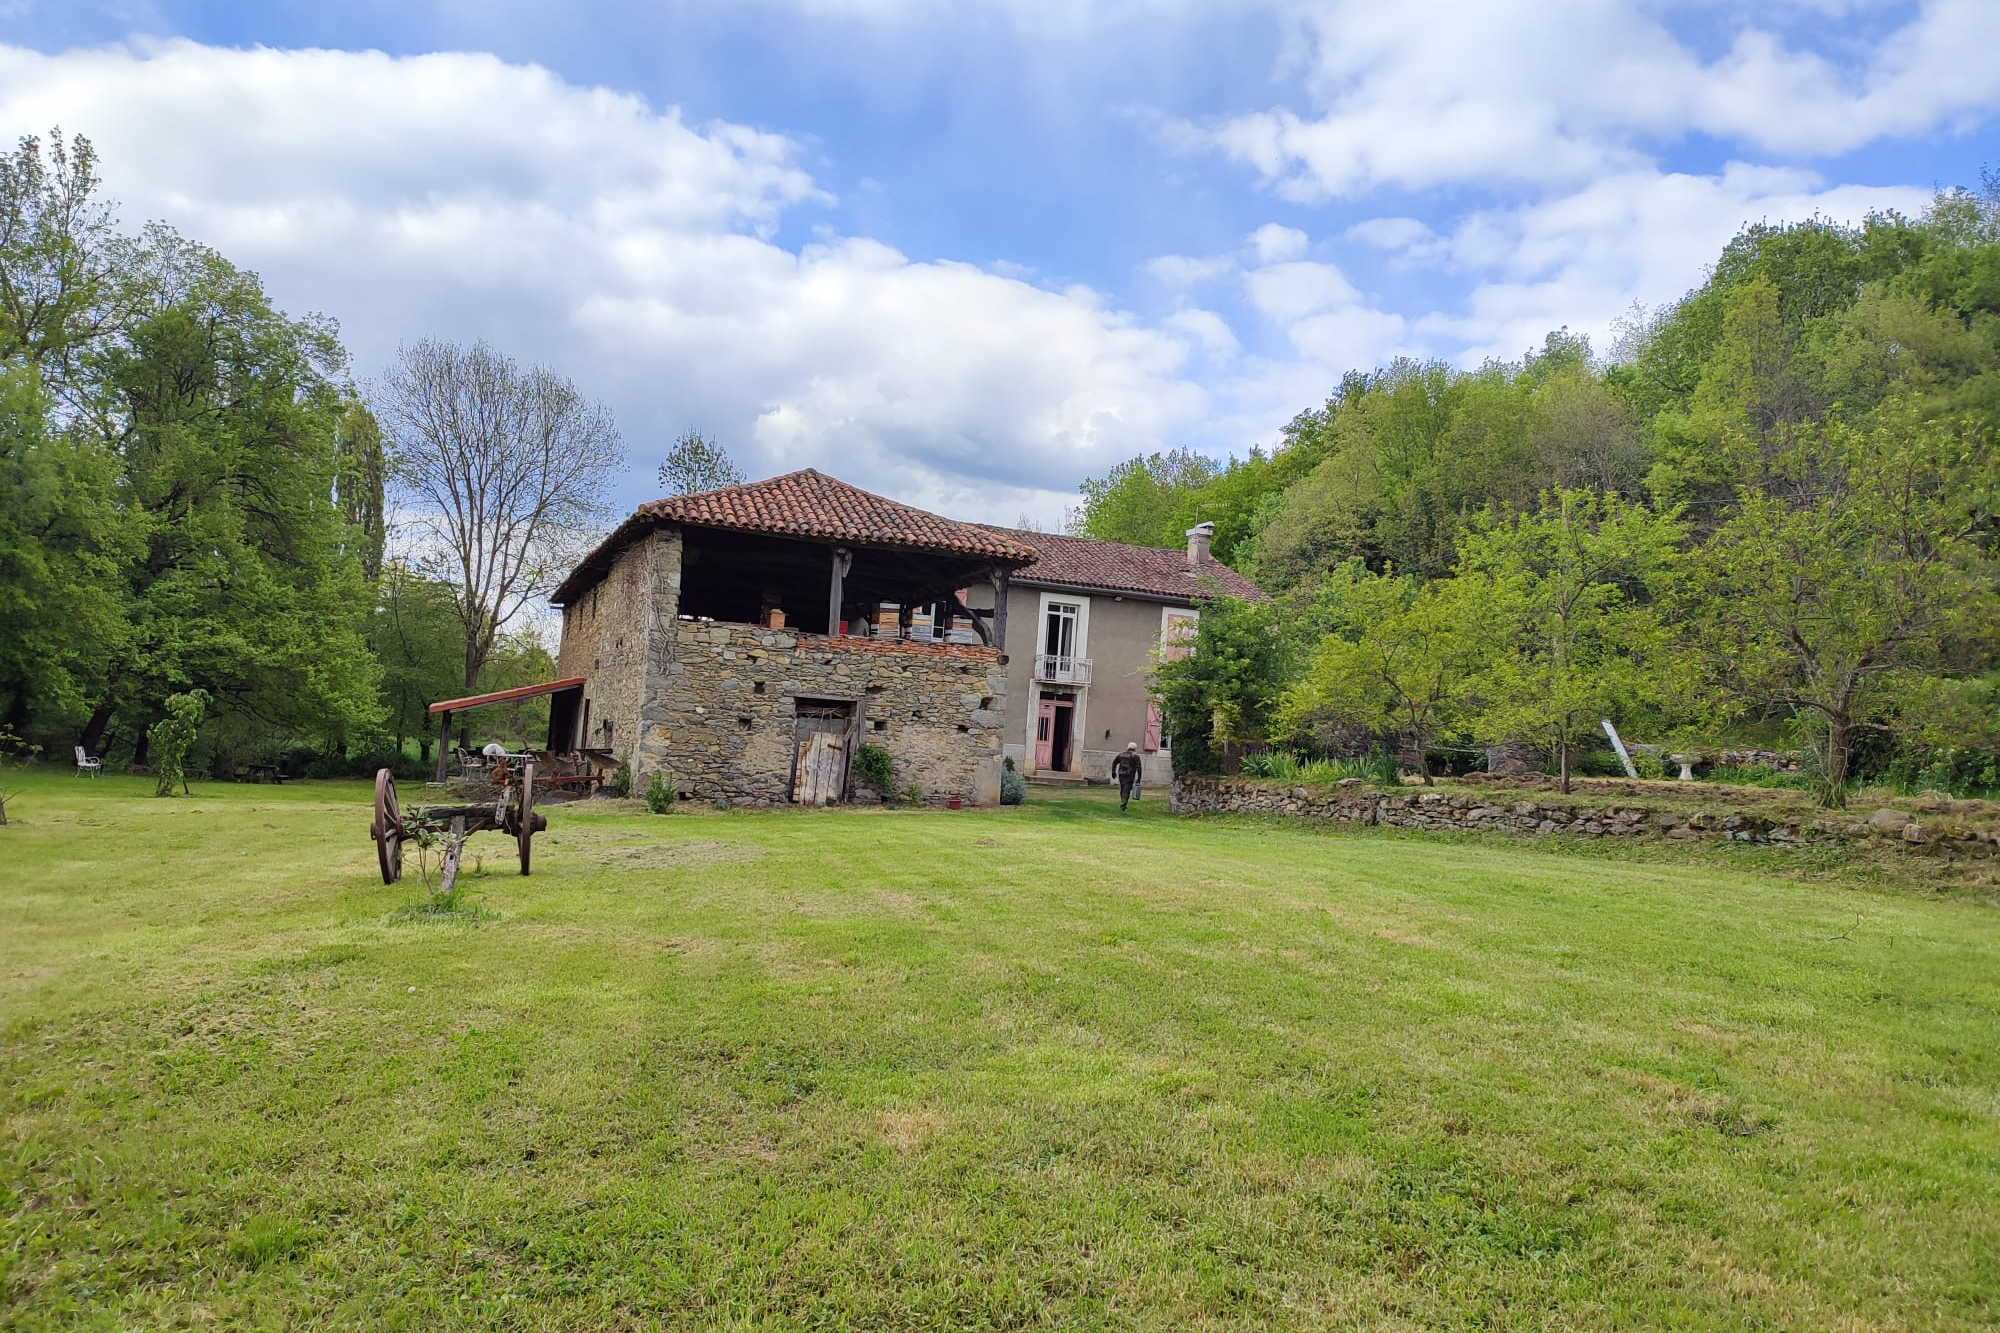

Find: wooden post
987;569;1010;653
828;547;852;637
898;602;914;640
938;601;955;641
949;592;992;646
433;709;452;783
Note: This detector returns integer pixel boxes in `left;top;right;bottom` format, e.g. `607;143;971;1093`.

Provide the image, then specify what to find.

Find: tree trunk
1560;743;1571;795
78;700;116;756
1824;710;1853;809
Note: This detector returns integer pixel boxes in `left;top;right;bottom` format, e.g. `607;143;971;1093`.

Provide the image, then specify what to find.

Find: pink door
1034;698;1056;770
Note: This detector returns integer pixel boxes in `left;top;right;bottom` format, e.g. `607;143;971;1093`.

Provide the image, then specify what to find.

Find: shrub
605;760;632;798
644;771;675;814
149;689;211;797
1000;767;1026;805
899;781;926;807
1331;750;1402;785
853;744;894;791
1704;763;1813;791
1243;748;1398;786
1879;744;2000;800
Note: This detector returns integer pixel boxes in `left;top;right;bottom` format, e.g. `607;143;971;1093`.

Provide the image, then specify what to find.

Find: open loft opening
672;527;1005;641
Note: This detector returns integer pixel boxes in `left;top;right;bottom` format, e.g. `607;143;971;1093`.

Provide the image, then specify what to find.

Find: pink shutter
1143;702;1163;752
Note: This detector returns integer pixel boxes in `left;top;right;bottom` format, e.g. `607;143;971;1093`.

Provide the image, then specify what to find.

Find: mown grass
3;772;1998;1330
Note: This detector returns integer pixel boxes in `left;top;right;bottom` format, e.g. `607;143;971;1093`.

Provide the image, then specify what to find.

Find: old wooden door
1034;697;1057;770
792;703;853;804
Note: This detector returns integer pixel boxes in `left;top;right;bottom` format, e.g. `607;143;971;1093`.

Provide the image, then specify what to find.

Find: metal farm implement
370;763;544;890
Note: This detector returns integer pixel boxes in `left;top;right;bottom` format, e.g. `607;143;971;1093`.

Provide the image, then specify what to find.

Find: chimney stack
1185;521;1214;569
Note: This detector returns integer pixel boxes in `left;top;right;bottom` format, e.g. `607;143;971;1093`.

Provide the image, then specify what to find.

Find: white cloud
1163;307;1240;360
1345;216;1439;255
1172;0;2000;198
1143;252;1235;286
0;38;1212;527
1246;222;1307;264
1242;259;1361;324
1418;163;1932;362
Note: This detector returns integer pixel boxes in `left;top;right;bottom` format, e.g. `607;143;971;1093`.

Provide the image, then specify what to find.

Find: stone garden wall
646;622;1009;806
1170;778;1999;857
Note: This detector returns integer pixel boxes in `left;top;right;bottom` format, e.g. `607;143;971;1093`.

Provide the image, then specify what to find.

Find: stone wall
555;528;682;760
1170;777;1999;856
646;621;1008;806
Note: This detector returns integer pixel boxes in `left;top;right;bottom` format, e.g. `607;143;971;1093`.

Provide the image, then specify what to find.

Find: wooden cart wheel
372;768;404;884
516;761;536;876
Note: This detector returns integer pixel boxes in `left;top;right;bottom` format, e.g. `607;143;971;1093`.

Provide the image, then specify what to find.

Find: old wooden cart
370;763;544;889
368;676;609;890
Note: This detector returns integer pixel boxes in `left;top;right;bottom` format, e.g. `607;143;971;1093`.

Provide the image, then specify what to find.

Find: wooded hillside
1096;187;2000;803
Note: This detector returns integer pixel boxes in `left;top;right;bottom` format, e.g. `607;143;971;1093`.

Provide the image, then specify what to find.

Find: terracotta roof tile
988;527;1265;602
553;470;1034;605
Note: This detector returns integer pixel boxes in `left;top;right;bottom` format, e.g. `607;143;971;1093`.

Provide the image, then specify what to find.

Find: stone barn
550;470;1035;806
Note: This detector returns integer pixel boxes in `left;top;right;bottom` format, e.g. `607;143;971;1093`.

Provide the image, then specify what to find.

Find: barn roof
553;470;1034;606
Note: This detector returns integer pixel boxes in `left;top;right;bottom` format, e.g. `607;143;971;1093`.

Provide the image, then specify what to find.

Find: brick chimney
1185;521;1214;569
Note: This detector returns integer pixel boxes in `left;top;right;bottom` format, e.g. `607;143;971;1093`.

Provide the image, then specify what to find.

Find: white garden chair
74;745;103;777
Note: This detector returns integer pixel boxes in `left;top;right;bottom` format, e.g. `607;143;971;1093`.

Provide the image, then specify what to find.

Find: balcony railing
1033;654;1092;685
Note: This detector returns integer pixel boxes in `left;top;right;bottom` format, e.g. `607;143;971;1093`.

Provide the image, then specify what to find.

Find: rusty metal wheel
372;768;404;884
516;761;536;876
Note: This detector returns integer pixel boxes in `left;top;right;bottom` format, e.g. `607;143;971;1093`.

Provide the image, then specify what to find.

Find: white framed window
1035;592;1090;684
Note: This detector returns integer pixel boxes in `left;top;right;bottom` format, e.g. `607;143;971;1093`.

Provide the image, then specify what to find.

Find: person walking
1111;741;1143;811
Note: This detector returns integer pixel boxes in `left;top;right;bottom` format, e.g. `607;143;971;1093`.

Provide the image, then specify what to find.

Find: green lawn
4;773;1997;1330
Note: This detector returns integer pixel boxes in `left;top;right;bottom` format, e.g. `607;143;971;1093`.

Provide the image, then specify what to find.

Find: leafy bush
1704;763;1814;791
644;771;675;814
1153;597;1289;776
1000;767;1026;805
149;689;211;797
605;760;632;798
1879;745;2000;800
899;781;926;807
853;744;894;791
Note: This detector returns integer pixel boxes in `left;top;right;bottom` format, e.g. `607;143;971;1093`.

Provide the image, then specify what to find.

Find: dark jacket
1110;752;1142;785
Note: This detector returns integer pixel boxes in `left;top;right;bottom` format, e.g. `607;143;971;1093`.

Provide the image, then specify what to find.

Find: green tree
1074;449;1219;548
0;128;115;378
78;226;381;757
1458;491;1687;792
373;562;465;760
1150;597;1288;775
1278;570;1491;785
656;428;743;496
0;365;135;734
333;397;387;582
1684;406;1999;805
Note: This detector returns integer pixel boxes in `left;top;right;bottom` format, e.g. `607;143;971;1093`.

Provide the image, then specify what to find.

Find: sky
3;1;1996;529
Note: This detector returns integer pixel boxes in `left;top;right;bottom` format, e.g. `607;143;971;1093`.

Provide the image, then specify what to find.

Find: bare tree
376;339;621;689
656;428;743;496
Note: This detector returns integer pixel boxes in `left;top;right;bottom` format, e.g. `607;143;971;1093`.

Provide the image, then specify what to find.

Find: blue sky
4;1;1996;525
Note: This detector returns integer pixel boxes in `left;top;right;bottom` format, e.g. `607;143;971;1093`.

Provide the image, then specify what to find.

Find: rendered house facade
969;522;1264;786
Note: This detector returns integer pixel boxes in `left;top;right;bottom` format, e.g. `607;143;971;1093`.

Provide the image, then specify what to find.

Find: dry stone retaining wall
1170;778;1998;857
